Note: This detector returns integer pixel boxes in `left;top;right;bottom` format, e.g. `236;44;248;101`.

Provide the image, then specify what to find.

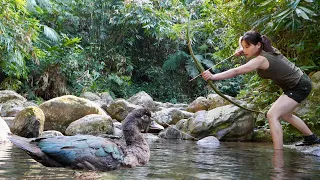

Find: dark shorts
284;74;312;103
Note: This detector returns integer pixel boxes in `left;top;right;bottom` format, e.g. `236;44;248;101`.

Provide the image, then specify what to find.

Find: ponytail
261;35;274;53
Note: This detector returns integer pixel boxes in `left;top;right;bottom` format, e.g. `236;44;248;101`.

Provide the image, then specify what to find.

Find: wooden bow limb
187;15;264;115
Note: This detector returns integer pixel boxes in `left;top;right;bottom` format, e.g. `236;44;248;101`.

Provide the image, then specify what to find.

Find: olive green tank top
257;48;303;91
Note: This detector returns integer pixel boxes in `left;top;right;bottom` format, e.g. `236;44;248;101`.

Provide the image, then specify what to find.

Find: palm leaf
185;58;199;78
42;25;60;42
162;51;189;71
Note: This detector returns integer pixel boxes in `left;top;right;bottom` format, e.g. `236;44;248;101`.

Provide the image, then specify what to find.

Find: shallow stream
1;139;320;179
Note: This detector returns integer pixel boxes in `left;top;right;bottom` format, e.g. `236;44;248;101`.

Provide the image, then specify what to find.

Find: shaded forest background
1;0;319;108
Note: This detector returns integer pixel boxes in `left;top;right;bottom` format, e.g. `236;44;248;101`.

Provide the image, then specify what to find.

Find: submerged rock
197;136;220;148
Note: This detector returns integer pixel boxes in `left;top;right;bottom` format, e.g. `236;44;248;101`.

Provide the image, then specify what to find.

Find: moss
209;122;232;135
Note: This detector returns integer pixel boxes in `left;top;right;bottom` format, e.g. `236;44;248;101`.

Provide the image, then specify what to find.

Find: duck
8;108;152;171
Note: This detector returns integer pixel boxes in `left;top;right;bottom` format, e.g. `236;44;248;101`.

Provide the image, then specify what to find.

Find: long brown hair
241;31;274;53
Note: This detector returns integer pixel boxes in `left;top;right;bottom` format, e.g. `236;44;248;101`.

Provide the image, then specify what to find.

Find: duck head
122;108;152;145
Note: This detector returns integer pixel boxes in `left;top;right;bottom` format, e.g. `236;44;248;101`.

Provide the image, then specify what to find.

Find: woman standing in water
201;30;320;150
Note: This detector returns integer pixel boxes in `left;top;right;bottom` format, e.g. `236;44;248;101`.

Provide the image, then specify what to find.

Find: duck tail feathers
8;134;63;167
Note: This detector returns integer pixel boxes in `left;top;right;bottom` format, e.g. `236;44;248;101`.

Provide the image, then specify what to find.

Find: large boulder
11;106;45;138
39;95;107;132
0;90;36;117
188;105;255;141
65;114;114;136
159;105;255;141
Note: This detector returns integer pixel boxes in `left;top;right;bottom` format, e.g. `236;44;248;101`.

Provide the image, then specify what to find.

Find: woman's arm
202;56;267;81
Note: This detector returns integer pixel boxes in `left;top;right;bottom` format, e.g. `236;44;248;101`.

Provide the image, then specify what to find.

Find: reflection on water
1;139;320;179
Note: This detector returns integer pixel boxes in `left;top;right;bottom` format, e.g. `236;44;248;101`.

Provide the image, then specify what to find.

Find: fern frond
9;50;24;67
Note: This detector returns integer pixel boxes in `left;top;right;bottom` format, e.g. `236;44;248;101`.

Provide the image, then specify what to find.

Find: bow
186;15;263;114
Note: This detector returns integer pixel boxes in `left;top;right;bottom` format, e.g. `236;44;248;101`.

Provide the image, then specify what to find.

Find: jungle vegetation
1;0;320;137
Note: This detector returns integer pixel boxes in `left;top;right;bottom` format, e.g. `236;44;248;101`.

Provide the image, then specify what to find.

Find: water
1;139;320;180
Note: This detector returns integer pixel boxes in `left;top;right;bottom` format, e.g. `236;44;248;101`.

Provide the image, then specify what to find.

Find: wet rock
197;136;220;148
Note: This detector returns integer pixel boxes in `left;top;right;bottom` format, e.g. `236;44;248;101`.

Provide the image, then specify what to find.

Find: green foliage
0;0;40;89
2;0;320;116
128;66;206;103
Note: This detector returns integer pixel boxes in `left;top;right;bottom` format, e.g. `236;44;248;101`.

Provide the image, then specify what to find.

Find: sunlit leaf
298;6;317;16
296;8;310;20
258;0;273;7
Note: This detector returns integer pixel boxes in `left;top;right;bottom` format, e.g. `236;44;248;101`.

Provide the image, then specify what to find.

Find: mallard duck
8;108;152;171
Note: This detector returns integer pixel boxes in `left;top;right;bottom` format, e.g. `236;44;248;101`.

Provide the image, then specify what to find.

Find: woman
201;30;320;150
